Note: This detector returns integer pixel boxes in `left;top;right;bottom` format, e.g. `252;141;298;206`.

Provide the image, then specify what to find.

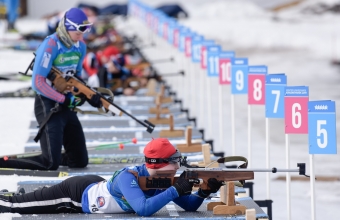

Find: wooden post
146;78;158;96
190;144;219;168
176;127;203;153
159;115;184;137
148;104;171;125
149;94;170;114
246;209;256;220
155;85;172;104
207;182;247;215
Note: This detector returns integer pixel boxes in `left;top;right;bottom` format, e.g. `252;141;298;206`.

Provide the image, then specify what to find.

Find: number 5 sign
308;100;337;154
248;65;267;105
284;86;309;134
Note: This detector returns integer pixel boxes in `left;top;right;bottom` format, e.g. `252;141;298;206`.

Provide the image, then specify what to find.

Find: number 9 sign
284;86;309;134
248;65;267;105
231;58;248;94
308;100;337;154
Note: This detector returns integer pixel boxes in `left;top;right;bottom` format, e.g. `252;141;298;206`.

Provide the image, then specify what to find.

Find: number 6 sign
284;86;309;134
308;100;337;154
248;65;267;105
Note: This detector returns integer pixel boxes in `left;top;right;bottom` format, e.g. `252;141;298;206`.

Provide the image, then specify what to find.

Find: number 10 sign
284;86;309;134
308;100;337;154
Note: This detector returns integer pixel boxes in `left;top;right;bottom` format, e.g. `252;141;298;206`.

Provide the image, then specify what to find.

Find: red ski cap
144;138;177;169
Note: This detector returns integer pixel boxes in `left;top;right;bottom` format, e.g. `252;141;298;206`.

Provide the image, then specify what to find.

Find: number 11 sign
308;100;337;154
284;86;309;134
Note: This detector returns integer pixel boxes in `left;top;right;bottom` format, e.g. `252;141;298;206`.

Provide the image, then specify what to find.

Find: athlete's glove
197;178;224;198
173;171;193;196
63;93;85;109
87;93;102;108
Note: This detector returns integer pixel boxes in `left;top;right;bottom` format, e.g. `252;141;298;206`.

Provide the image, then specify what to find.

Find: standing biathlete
0;138;223;216
0;8;102;170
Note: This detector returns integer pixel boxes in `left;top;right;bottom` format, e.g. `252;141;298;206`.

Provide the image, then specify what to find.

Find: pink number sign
163;23;168;40
173;29;179;48
200;46;207;69
219;58;231;85
248;74;265;105
284;96;309;134
185;37;192;57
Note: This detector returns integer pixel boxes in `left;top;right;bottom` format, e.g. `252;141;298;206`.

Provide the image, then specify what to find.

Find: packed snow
1;0;340;219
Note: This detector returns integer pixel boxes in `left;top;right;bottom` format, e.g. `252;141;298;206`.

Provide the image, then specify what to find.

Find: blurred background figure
4;0;20;32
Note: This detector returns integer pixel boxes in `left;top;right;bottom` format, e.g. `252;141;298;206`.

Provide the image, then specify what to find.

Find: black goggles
145;150;182;164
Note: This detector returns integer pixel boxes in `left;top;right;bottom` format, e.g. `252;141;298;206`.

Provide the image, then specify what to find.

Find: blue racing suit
0;33;89;170
82;164;205;216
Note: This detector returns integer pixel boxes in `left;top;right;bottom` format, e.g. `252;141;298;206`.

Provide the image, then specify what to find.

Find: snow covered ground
1;0;340;219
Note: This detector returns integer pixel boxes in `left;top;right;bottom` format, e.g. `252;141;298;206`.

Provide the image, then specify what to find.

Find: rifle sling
34;101;63;143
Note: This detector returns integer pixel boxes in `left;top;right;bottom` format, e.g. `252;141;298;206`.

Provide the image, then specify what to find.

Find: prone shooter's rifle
132;158;307;191
19;57;155;133
134;168;254;191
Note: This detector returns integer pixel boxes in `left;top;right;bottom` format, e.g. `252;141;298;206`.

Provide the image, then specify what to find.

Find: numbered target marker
284;86;309;134
231;58;248;94
179;28;192;53
184;35;192;57
200;41;215;69
219;51;235;85
265;74;287;118
248;66;267;105
308;100;337;154
191;35;204;63
167;22;176;44
207;45;221;77
173;27;180;48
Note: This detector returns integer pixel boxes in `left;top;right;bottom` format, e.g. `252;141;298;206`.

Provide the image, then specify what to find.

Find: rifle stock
136;169;254;191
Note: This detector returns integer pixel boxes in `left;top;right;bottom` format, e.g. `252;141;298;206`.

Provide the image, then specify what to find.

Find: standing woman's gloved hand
173;171;194;196
87;93;102;108
197;178;224;198
62;93;86;109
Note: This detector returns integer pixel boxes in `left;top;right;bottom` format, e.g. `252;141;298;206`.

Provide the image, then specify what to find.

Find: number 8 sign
284;86;309;134
308;100;337;154
248;65;267;105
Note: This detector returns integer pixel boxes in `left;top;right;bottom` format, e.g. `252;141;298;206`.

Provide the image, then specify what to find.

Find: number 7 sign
265;74;287;118
284;86;309;134
308;100;337;154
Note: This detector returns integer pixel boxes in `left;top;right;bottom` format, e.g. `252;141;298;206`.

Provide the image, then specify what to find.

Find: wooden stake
155;85;172;104
191;144;219;168
207;182;246;215
148;104;171;125
246;209;256;220
159;115;184;137
146;78;157;96
149;94;170;114
176;127;202;153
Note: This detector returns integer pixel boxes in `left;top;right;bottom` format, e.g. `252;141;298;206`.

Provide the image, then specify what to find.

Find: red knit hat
101;45;120;60
144;138;177;169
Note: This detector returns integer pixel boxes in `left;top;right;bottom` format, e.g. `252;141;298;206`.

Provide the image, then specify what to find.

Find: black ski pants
0;94;88;170
0;175;105;214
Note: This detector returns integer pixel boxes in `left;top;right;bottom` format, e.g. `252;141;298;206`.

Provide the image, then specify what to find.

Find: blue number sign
231;58;248;94
308;100;337;154
265;74;287;118
191;35;204;63
206;45;221;77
